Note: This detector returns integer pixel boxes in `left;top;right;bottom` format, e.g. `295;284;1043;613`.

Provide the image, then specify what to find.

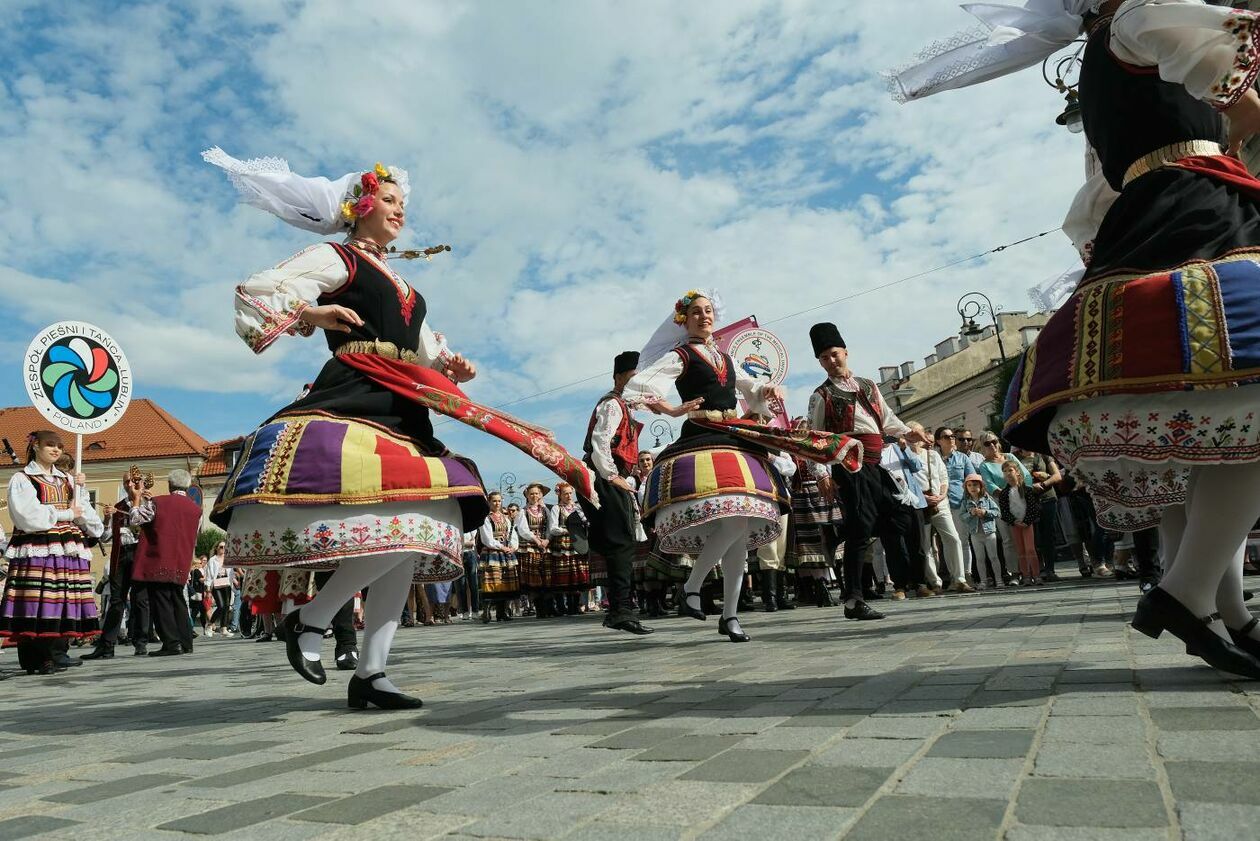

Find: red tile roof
198;436;246;479
0;399;210;464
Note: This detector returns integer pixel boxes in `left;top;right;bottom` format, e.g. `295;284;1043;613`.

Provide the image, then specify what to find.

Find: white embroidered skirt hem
653;493;781;554
225;499;465;583
1048;385;1260;531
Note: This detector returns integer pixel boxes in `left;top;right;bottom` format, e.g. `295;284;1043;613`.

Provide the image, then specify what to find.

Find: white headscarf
639;288;725;368
888;0;1104;103
201;147;411;235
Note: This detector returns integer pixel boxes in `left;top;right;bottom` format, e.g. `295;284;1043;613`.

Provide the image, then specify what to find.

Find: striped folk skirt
0;529;100;642
478;550;520;598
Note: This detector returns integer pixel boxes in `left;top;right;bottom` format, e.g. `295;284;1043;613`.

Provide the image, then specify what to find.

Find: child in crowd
960;474;1003;589
998;460;1044;586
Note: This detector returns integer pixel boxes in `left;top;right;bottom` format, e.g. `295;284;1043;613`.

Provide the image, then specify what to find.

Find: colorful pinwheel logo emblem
40;337;121;419
741;353;773;380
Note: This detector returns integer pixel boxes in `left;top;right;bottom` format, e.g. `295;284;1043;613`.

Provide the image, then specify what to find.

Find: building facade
875;311;1051;436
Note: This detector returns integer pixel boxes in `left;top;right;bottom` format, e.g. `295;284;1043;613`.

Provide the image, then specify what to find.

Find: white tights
297;552;417;692
1155;463;1260;641
683;518;752;634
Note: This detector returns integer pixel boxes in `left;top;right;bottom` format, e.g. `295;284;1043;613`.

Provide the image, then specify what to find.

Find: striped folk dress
0;468;102;642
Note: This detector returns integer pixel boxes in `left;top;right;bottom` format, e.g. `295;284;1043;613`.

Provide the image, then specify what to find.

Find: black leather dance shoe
347;673;423;710
718;617;751;642
79;646;114;661
844;601;885;621
148;647;183;657
1227;617;1260;660
282;611;327;686
1132;587;1260;679
336;649;359;671
603;615;654;635
678;590;706;621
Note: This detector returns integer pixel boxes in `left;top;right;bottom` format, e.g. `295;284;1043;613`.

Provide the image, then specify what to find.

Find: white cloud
0;0;1088;479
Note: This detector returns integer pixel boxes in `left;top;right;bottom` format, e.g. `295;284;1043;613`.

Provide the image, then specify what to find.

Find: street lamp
649;420;675;449
957;291;1008;362
498;471;517;499
1043;42;1085;134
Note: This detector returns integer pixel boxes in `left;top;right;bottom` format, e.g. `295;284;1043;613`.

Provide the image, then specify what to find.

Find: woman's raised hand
300;304;363;333
647;397;704;417
1226;88;1260;156
446;354;477;383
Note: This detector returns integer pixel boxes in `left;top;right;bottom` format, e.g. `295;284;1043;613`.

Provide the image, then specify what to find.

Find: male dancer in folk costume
82;488;146;659
807;323;927;621
127;469;201;657
626;290;862;642
895;0;1260;678
204;148;595;709
579;351;653;635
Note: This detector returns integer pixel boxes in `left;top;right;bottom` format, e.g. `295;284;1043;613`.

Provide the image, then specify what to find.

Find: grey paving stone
1178;802;1260;841
777;712;866;728
680;749;809;783
845;795;1007;841
632;735;744;762
1149;707;1260;731
753;764;892;807
111;741;284;764
1043;716;1146;744
189;742;393;788
291;784;452;824
554;760;683;794
41;772;189;804
847;716;947;740
0;744;71;761
1016;779;1168;827
1155;730;1260;761
811;738;924;774
422;775;562;817
461;791;616;839
1034;741;1156;779
698;803;855;840
562;824;685;841
896;757;1024;799
1005;828;1168;841
1166;761;1260;805
158;793;333;834
0;816;80;841
586;727;690;750
928;729;1036;759
600;780;757;826
953;707;1045;730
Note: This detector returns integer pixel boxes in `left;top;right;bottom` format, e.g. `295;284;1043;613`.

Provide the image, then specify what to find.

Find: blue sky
0;0;1084;498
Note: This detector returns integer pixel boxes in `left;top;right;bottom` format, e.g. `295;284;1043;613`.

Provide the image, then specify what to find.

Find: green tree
196;526;226;558
988;355;1022;435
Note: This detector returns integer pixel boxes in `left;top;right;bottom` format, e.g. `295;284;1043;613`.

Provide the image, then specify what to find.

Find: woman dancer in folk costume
895;0;1260;678
624;289;863;642
204;148;594;708
0;431;103;674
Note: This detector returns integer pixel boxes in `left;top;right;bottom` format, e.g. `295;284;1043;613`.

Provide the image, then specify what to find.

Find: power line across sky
433;226;1063;427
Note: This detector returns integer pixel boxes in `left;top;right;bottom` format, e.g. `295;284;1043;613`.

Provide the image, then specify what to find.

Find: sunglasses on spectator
938;433;955;439
982;441;998;447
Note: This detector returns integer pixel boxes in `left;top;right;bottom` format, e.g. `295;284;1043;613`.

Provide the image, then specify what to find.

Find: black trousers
835;462;912;601
147;582;193;653
99;545;148;647
580;475;637;623
313;570;358;654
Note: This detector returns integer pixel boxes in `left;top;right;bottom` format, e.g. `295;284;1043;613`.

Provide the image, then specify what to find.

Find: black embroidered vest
1082;22;1225;191
319;242;426;353
673;343;737;411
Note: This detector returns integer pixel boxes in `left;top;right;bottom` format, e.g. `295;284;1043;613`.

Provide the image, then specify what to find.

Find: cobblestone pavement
2;579;1258;840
